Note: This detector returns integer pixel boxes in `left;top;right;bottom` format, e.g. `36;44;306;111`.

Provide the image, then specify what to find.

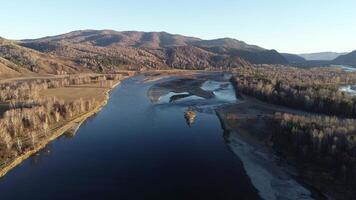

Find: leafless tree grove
231;65;356;186
0;74;123;165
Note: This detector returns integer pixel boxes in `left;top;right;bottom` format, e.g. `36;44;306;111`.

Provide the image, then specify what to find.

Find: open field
39;82;118;103
0;74;126;178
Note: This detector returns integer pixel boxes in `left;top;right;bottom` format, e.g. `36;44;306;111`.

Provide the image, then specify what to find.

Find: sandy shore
0;80;123;178
216;110;318;200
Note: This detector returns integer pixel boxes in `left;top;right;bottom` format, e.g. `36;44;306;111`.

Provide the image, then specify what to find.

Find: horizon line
1;28;353;54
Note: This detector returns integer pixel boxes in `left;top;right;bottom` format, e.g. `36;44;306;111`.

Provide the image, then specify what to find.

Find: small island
184;107;197;127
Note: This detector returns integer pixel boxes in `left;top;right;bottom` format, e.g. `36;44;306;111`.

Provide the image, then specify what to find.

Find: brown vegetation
272;113;356;197
0;38;91;77
0;73;123;169
231;66;356;117
19;30;298;71
184;107;197;127
228;65;356;198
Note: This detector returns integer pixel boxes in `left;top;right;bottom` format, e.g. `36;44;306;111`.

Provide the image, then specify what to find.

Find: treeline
230;66;356;197
272;113;356;184
231;66;356;117
0;97;96;164
0;74;122;102
0;73;124;166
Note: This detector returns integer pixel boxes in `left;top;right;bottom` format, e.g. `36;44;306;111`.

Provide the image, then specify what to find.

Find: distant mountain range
333;51;356;66
283;51;356;68
20;30;290;71
281;53;307;64
0;30;355;77
299;52;348;61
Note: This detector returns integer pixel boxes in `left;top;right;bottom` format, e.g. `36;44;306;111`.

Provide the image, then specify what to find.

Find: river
0;74;262;200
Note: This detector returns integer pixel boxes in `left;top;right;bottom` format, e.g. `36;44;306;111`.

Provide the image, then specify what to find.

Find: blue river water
0;74;260;200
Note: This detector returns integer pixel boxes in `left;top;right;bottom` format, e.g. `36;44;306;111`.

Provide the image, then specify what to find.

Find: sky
0;0;355;54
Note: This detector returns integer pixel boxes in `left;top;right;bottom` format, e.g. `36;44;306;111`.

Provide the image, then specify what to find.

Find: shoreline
216;92;355;199
0;79;123;178
215;107;324;200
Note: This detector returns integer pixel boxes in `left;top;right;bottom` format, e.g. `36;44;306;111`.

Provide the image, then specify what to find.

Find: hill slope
333;50;356;67
0;37;90;77
0;58;21;78
20;30;289;70
281;53;306;64
299;52;347;61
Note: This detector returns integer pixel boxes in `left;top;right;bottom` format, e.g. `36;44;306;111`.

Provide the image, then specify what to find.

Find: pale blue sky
0;0;355;53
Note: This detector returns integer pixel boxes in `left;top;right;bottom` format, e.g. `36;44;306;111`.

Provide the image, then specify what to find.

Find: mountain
333;50;356;67
190;38;264;51
227;49;288;64
281;52;356;68
0;37;90;78
299;52;348;61
280;53;330;68
19;30;288;71
21;30;264;51
22;30;202;48
281;53;306;64
0;57;22;78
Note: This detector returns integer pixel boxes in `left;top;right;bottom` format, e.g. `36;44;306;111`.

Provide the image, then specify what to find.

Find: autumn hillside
0;37;91;79
18;30;292;72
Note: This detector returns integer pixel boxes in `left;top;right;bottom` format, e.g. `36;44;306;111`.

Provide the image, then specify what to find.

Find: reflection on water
63;130;78;138
30;144;52;166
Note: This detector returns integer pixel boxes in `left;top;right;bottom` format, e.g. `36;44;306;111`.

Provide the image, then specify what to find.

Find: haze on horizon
0;0;355;54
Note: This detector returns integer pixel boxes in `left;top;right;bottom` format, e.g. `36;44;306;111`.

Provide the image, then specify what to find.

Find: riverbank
0;79;123;178
215;94;356;199
215;97;325;200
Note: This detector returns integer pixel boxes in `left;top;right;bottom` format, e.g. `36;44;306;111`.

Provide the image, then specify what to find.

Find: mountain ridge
21;29;265;51
5;30;344;76
299;52;348;61
18;30;288;71
0;37;90;77
333;50;356;67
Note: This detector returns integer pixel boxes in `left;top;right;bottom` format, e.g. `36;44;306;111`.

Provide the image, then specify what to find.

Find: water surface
0;74;260;200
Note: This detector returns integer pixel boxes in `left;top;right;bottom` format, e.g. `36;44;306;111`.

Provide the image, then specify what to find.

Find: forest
230;65;356;189
272;113;356;185
0;74;122;166
231;66;356;117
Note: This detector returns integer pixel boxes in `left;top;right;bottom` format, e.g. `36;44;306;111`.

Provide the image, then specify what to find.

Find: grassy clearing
40;81;119;103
